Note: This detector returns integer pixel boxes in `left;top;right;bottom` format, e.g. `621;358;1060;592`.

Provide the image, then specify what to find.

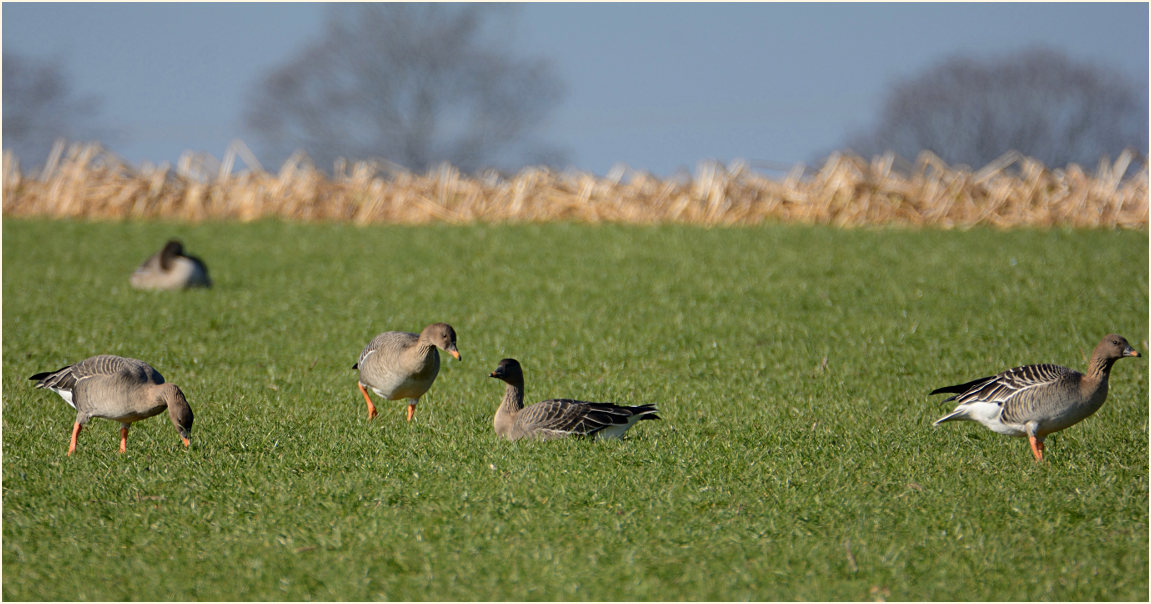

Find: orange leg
1028;435;1045;462
358;382;378;419
68;422;82;456
406;402;417;422
120;426;129;453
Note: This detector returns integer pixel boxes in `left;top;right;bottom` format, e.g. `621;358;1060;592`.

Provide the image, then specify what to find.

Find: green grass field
3;219;1147;601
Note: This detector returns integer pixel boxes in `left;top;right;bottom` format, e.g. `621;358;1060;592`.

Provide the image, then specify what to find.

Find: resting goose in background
29;355;195;455
931;333;1140;461
130;239;211;290
487;358;660;441
353;322;461;421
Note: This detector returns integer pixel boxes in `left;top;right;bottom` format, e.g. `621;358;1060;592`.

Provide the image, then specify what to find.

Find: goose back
130;239;211;290
354;322;459;401
356;331;441;400
512;398;660;440
932;363;1084;436
488;358;659;441
32;355;166;420
29;355;194;452
931;334;1139;458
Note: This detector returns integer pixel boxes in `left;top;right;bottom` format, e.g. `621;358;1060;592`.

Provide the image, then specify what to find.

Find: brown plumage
130;239;211;290
487;358;659;441
932;334;1140;461
353;323;461;421
29;355;194;455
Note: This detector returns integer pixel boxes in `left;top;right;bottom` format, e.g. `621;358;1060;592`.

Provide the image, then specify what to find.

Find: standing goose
931;334;1140;461
29;355;194;455
353;322;461;421
487;358;660;441
130;239;211;290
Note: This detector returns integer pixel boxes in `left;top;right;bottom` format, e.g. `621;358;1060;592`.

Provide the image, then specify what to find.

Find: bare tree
3;53;106;167
244;4;566;173
845;47;1148;168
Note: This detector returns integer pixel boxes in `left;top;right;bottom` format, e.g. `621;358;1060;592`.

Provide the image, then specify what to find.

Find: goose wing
935;363;1075;407
354;331;418;369
30;355;162;391
517;399;654;437
29;363;81;395
75;355;163;383
30;355;161;409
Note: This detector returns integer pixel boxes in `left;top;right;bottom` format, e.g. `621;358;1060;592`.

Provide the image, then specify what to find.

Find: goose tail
933;408;968;426
29;366;78;409
930;375;994;401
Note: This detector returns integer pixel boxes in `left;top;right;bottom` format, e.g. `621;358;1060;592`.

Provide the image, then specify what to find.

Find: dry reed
3;140;1147;228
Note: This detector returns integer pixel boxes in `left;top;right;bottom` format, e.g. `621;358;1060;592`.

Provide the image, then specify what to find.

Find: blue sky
3;2;1147;176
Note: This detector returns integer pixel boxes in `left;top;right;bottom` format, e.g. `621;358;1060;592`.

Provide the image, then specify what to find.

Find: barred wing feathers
517;399;660;438
29;355;165;409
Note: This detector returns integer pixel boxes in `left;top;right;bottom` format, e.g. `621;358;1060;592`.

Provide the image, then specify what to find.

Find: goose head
422;322;461;361
162;384;194;447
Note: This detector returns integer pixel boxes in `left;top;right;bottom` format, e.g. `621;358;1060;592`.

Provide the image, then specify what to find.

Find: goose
487;358;660;441
130;239;211;290
931;334;1140;461
353;322;461;421
29;355;194;455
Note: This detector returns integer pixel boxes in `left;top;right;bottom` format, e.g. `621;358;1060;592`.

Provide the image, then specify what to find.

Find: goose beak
449;349;461;361
1124;348;1140;358
181;437;190;447
488;371;499;379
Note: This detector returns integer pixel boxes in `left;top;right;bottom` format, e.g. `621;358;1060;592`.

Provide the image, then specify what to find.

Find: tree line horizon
3;4;1147;175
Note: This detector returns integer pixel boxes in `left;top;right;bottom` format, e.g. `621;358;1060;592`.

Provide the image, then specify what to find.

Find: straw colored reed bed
3;141;1146;228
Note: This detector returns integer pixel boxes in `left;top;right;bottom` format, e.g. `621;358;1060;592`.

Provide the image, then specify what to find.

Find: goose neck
1086;355;1116;382
500;381;525;414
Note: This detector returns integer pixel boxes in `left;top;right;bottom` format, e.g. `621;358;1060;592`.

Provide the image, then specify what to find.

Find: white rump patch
595;419;639;440
51;387;76;409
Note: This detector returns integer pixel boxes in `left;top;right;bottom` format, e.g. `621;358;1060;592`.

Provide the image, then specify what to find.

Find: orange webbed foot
358;382;378;420
67;423;82;456
1028;435;1045;462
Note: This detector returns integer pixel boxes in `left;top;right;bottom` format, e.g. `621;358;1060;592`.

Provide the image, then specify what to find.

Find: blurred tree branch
244;4;567;173
845;47;1148;169
2;52;108;168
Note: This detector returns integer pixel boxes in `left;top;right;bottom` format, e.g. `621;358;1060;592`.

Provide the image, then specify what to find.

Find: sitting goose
130;239;211;290
487;358;660;441
353;323;461;421
931;334;1140;461
29;355;195;455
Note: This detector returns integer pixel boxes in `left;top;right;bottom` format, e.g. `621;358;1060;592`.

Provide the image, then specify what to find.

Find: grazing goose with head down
353;323;461;421
931;334;1140;461
130;239;211;290
29;355;194;455
487;358;660;441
